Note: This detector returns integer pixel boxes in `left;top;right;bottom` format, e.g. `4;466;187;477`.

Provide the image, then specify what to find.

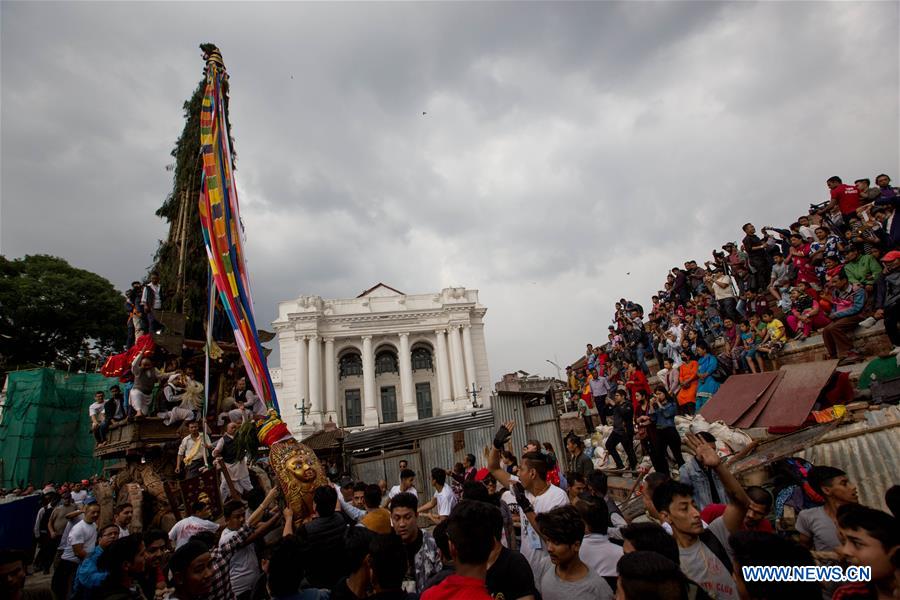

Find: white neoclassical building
270;284;491;435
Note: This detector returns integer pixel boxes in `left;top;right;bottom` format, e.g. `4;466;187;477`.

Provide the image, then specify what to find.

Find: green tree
0;255;125;373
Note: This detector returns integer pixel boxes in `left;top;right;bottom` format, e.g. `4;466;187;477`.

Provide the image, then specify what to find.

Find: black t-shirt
331;577;362;600
104;398;119;422
486;547;536;600
743;234;767;260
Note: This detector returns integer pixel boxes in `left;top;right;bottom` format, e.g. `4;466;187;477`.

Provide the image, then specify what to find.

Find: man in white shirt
140;272;163;333
417;468;458;523
488;422;569;570
70;482;88;505
176;420;212;479
168;501;219;549
575;495;622;582
113;502;134;538
88;392;106;445
219;499;272;600
384;469;418;505
55;503;100;599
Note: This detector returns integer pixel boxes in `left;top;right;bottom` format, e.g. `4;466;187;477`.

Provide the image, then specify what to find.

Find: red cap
883;250;900;262
474;468;490;482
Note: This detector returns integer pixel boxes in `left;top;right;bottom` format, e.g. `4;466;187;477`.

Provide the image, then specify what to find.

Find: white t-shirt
434;484;458;517
142;283;161;310
579;533;623;577
71;490;88;504
169;516;219;549
679;537;738;600
509;477;570;567
61;520;97;563
387;485;418;500
220;527;259;594
88;402;105;421
118;525;130;539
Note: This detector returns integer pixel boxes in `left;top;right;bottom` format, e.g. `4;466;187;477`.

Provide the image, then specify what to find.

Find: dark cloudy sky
2;2;897;379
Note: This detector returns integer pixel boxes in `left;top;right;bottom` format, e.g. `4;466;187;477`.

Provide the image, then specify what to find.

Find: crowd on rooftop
565;173;900;465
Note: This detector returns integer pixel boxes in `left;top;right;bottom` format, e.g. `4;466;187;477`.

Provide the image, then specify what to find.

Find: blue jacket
652;402;677;429
72;547;107;599
831;285;867;319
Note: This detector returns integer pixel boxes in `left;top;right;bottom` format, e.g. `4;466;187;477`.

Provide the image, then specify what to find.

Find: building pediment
357;283;405;298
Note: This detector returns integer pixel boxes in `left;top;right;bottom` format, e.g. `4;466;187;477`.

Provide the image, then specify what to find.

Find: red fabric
823;371;854;407
421;575;492;600
831;183;861;215
260;422;290;447
700;503;774;532
100;333;156;381
626;371;652;411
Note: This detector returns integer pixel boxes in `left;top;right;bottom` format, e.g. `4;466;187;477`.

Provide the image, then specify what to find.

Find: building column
308;335;322;428
361;336;379;427
461;324;477;392
324;337;336;423
399;333;416;422
447;325;467;403
295;334;308;425
434;330;452;405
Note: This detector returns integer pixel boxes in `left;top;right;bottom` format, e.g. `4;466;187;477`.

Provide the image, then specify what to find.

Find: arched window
339;353;363;378
411;347;433;371
375;350;398;375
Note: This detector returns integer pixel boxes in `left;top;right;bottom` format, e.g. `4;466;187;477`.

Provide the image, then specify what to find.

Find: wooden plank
699;372;779;425
755;360;839;428
735;371;785;429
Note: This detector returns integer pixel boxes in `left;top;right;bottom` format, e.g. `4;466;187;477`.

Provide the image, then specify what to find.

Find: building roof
344;409;493;451
356;283;405;298
301;427;345;450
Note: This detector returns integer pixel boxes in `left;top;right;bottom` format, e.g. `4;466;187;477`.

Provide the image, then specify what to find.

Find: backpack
699;528;734;575
712;360;732;383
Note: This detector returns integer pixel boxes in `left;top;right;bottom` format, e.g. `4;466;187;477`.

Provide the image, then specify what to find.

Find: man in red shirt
421;501;494;600
700;486;774;533
825;175;861;221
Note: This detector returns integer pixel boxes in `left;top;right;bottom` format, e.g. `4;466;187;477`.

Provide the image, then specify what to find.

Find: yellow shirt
767;319;786;342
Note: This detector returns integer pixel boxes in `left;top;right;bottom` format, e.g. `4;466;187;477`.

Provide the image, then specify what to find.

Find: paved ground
24;569;53;593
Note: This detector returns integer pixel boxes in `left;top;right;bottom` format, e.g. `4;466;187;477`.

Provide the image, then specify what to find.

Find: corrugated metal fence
348;396;564;501
798;408;900;511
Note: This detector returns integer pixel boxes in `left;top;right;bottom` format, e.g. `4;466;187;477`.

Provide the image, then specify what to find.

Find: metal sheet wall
351;449;428;501
799;421;900;511
491;394;528;454
525;403;564;457
464;426;496;468
420;433;458;491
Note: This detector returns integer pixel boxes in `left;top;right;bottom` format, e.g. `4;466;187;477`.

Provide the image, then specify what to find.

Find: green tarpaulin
0;368;111;488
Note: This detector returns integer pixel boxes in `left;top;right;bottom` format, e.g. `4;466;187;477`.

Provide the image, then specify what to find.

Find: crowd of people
3;418;899;600
566;174;900;448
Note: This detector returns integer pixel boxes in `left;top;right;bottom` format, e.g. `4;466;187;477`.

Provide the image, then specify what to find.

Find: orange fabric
677;361;699;406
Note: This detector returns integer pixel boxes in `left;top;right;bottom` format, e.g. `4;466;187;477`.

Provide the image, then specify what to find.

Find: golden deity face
285;453;318;483
268;439;328;524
